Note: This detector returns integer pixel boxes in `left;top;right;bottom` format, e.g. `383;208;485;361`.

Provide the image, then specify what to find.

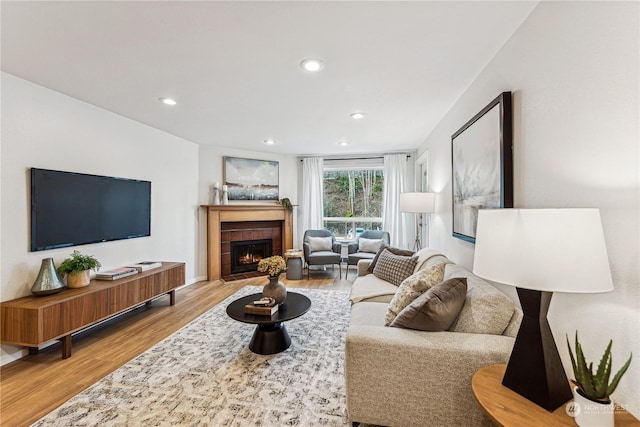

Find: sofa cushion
373;249;419;287
350;301;389;326
350;273;399;304
445;264;516;335
358;237;383;254
368;246;415;273
308;236;333;252
390;277;467;331
384;263;446;326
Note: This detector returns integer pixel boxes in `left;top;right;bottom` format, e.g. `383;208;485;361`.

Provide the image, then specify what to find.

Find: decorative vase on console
257;255;288;305
31;258;65;296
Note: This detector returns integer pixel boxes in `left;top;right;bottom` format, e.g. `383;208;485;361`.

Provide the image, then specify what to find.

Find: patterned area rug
33;287;351;426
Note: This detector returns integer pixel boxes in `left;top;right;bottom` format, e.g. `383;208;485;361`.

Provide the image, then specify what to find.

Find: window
322;158;384;239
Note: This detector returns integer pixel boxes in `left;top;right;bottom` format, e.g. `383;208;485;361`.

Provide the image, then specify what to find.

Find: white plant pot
572;386;614;427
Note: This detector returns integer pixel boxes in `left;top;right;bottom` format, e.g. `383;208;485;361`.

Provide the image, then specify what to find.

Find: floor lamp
399;192;435;251
473;208;614;411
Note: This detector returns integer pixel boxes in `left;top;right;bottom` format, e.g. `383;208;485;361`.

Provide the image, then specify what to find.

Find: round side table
472;364;639;427
285;250;304;280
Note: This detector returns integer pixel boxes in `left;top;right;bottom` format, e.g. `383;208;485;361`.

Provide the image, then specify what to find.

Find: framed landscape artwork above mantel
224;156;279;201
451;92;513;243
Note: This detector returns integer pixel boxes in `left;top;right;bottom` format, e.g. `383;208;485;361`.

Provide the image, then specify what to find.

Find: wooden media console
0;262;185;359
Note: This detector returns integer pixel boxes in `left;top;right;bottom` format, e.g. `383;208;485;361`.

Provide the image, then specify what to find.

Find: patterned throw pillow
358;237;383;254
390;277;467;331
372;249;418;288
384;263;446;326
308;236;333;252
367;246;415;274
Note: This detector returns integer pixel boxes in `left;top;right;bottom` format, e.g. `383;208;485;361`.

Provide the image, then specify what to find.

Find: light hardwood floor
0;272;352;427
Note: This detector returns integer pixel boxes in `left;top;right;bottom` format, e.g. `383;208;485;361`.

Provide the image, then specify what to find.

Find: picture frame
451;92;513;243
223;156;279;201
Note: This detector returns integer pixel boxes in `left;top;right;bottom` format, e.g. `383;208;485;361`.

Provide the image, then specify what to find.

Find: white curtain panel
301;157;325;233
383;154;408;248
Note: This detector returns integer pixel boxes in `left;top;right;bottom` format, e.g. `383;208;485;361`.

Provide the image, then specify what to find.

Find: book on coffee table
244;304;278;316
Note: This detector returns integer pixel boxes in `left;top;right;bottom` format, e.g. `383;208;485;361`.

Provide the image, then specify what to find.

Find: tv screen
30;168;151;251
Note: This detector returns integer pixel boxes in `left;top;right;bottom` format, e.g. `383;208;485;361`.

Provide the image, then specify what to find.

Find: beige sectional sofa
345;249;522;427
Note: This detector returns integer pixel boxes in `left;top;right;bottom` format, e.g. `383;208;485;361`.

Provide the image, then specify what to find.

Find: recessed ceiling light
300;58;325;72
349;112;366;120
264;139;276;145
159;97;177;106
338;141;349;147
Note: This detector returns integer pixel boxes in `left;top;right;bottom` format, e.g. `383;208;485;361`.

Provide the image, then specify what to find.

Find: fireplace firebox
230;239;273;274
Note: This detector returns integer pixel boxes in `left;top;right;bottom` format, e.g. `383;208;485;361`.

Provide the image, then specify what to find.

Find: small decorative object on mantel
244;296;278;315
56;250;101;288
31;258;65;296
211;182;221;205
257;255;287;305
567;331;632;427
222;185;229;205
279;197;293;211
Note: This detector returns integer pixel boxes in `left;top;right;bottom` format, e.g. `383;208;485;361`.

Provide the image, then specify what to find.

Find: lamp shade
399;192;435;213
473;208;613;293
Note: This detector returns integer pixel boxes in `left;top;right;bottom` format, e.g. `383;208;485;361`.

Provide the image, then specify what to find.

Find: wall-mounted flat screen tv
31;168;151;251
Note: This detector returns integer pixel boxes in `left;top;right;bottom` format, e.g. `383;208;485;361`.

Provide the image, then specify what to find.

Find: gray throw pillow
372;249;418;287
390;277;467;331
367;245;414;273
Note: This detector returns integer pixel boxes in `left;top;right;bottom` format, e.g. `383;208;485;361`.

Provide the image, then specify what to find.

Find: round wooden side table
472;364;639;427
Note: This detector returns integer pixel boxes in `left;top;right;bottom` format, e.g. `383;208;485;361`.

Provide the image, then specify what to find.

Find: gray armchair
346;230;391;277
303;230;342;279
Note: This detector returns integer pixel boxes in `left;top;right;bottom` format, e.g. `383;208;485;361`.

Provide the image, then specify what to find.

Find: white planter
572;386;614;427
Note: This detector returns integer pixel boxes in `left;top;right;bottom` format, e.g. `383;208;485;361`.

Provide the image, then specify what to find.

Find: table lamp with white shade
473;208;614;411
399;192;435;251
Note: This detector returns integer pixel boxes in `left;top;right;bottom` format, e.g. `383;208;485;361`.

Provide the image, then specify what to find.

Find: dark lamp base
502;288;573;411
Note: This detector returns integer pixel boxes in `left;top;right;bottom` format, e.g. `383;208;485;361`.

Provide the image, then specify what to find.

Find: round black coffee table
226;292;311;355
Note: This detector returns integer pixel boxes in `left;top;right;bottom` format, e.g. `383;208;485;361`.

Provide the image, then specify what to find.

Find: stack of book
95;267;138;281
125;261;162;272
244;299;278;316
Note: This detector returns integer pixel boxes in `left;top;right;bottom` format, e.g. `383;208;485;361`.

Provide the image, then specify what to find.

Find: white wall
419;1;639;417
1;72;200;363
197;145;299;276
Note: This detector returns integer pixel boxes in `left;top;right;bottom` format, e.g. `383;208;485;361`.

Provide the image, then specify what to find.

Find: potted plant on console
567;331;632;427
57;250;102;288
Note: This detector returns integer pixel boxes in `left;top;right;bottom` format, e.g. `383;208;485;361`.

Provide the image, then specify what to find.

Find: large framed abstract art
451;92;513;243
223;156;279;201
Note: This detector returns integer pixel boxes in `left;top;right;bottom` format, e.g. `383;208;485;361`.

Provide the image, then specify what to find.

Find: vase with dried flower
257;255;288;305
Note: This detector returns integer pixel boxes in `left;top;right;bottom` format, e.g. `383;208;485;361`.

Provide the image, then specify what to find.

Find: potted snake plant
566;332;632;427
57;250;101;288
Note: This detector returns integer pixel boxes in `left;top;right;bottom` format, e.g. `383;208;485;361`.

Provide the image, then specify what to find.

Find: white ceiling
1;1;538;156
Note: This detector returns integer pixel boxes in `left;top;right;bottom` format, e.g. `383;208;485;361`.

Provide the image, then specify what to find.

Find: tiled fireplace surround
204;205;294;282
221;221;282;280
